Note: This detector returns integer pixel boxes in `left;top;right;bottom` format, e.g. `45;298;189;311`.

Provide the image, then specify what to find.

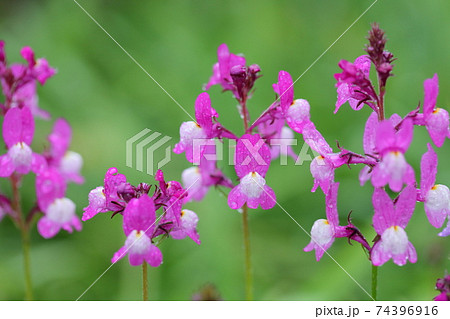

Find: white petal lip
125;230;151;255
240;171;266;198
380;226;408;255
8;142;32;168
310;219;334;246
46;197;76;224
426;184;450;212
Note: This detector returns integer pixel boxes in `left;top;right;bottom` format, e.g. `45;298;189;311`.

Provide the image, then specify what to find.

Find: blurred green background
0;0;449;300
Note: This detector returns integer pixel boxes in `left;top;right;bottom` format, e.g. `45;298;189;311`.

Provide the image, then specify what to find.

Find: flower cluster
0;41;84;238
176;44;310;211
301;24;449;268
175;31;448;271
83;168;200;266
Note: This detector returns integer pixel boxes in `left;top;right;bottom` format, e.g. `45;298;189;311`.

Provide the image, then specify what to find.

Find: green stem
21;228;33;300
371;264;378;301
10;175;33;300
242;204;253;301
142;262;148;301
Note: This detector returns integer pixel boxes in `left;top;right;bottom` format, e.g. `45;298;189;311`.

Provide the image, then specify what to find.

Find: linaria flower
111;195;163;267
304;183;370;261
228;134;276;210
47;118;84;184
420;143;450;236
36;168;81;238
0;107;46;177
371;116;415;192
371;185;417;266
421;74;449;147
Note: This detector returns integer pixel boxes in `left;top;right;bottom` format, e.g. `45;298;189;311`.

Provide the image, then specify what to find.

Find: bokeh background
0;0;449;301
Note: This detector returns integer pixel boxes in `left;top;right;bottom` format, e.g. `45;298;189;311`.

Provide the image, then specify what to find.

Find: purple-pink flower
82;167;129;221
420;143;450;236
166;209;201;244
228;134;276;210
0;43;55;118
421;74;449;147
0;107;46;177
334;55;373;113
371;185;417;266
370;116;415;192
273;70;311;134
111;194;163;267
36;168;82;238
204;43;260;101
47;118;84;184
174;92;231;163
84;167;200;267
302;123;352;194
304;182;370;261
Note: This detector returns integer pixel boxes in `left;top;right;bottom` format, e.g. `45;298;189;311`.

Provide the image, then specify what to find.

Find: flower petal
372;187;394;234
227;185;247;210
37;216;61;239
123;195;156;236
420;143;437;196
423;73;439;117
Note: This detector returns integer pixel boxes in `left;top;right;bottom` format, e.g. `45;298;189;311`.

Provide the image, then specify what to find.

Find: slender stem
142;262;148;301
378;86;385;121
10;174;33;300
241;97;249;131
371;264;378;301
21;228;33;300
242;204;253;301
376;72;385;121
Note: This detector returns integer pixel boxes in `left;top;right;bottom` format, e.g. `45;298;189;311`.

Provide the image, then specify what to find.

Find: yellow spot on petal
432;108;440;114
431;185;438;190
181;210;185;217
324;220;329;225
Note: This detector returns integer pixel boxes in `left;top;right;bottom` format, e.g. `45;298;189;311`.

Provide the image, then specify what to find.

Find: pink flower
167;209;201;245
174;92;223;163
36;168;81;238
204;43;246;98
0;43;55;118
422;74;449;147
20;46;56;86
82;167;130;221
304;183;370;261
153;169;188;228
228;134;276;210
273;70;311;134
6;81;50;119
0;107;46;177
47;118;84;184
302;123;349;193
371;116;415;192
111;195;162;267
371;185;417;266
334;55;375;113
420;143;450;235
